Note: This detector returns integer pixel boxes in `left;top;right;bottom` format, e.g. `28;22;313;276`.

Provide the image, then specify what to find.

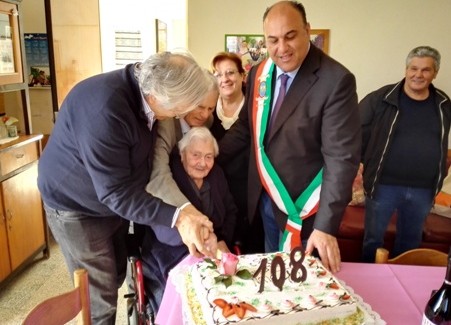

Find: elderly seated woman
141;126;237;314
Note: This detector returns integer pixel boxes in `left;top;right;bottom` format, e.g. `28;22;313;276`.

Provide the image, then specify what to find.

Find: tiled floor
0;237;128;324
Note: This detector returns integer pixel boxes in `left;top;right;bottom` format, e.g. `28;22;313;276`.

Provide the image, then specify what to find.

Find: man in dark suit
219;1;361;273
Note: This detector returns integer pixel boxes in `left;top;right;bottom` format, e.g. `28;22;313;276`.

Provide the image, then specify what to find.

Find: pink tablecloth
156;257;445;325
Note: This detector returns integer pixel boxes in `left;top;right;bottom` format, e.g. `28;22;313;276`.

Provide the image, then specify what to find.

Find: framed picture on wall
156;19;167;53
225;34;268;74
310;29;330;54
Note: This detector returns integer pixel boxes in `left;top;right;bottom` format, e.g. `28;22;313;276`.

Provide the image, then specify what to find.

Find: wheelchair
124;230;154;325
123;226;242;325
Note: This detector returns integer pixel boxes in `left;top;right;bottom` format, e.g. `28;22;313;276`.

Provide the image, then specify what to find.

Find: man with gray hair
360;46;451;262
38;51;216;323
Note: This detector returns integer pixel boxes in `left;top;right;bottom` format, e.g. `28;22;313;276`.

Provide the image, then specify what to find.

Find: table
338;262;444;324
156;256;445;325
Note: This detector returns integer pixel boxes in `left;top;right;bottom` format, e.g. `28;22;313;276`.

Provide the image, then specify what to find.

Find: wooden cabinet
0;135;48;284
0;1;49;286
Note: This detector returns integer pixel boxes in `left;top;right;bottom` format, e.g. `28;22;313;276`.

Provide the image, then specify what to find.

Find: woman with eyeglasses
210;52;264;254
210;52;246;139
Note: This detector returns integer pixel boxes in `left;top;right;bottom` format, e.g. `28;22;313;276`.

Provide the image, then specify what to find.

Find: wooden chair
23;268;91;325
375;247;448;266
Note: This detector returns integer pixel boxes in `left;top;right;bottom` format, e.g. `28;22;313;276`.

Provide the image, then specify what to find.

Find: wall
21;0;187;135
99;0;187;72
188;0;451;101
21;0;188;135
20;0;451;137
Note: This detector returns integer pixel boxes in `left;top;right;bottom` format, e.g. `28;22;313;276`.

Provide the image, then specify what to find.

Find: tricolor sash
252;58;323;252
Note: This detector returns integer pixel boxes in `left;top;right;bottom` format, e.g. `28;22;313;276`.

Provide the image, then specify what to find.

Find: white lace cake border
170;265;386;325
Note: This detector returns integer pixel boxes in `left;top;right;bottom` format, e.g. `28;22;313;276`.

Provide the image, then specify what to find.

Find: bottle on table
422;247;451;324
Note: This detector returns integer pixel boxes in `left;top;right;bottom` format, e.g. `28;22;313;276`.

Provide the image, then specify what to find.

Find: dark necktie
268;73;289;131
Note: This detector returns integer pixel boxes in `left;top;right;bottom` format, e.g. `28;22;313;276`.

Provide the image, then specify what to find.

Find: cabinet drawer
0;142;39;176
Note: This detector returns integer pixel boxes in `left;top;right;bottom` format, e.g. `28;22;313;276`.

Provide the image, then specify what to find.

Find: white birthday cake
182;248;366;325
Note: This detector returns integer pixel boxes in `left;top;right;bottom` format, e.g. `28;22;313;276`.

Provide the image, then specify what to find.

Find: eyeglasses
214;70;238;79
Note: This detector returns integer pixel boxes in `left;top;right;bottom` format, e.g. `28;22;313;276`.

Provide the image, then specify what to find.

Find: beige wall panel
50;0;100;26
52;26;102;108
49;0;102;108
